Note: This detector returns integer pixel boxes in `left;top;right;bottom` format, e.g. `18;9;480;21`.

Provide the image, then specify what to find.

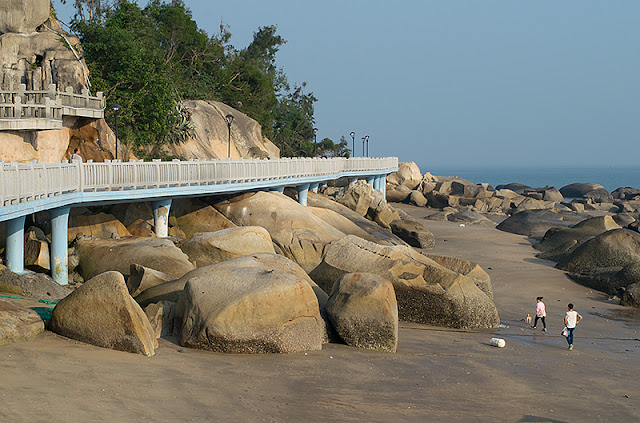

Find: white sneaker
568;345;573;351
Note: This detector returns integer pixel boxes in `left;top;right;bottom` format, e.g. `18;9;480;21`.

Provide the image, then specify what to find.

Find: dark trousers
567;327;575;345
534;316;546;329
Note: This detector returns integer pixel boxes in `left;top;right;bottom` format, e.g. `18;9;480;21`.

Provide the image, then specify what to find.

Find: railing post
50;207;70;285
6;215;26;274
47;84;56;100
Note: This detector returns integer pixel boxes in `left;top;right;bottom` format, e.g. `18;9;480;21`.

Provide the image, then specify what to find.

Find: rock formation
49;271;158;356
0;298;45;345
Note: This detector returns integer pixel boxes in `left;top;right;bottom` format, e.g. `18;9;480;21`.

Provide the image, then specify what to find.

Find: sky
55;1;640;168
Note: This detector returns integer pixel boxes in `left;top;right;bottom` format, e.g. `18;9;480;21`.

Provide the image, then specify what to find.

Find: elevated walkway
0;84;104;130
0;156;398;285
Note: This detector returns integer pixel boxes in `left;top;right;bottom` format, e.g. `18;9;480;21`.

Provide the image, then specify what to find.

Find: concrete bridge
0;156;397;285
0;84;104;131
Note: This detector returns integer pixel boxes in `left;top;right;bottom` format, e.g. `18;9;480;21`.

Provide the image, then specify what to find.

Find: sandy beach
2;203;639;422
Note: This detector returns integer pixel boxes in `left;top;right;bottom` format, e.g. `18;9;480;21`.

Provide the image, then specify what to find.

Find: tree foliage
61;0;343;158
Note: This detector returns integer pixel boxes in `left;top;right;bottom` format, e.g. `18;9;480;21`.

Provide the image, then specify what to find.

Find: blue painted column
297;183;310;206
365;176;375;187
310;182;319;193
152;199;172;238
50;207;70;285
348;177;358;185
6;215;26;274
373;175;382;191
273;186;285;193
381;174;387;197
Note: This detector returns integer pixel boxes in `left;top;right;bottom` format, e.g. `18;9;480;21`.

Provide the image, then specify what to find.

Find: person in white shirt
564;303;582;351
69;148;83;163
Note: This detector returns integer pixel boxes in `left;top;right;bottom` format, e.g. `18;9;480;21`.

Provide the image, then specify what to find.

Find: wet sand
2;204;639;422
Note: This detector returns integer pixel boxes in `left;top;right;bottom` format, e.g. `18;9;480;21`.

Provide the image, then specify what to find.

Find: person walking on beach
69;148;83;163
531;297;546;331
564;303;582;350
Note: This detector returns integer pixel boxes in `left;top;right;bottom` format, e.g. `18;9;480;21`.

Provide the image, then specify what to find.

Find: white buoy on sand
490;338;506;348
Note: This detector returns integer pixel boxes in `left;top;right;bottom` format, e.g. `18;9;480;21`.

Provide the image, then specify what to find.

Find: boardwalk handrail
0;157;398;208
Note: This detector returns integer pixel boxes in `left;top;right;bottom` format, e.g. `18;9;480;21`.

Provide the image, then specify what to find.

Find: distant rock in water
495;183;531;194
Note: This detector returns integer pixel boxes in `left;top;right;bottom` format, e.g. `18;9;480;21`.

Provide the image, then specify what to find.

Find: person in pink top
531;297;546;331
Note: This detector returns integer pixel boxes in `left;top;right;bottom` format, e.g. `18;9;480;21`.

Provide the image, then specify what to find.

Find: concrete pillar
373;175;381;191
310;182;319;193
50;207;70;285
297;184;310;206
152;199;172;238
365;176;375;187
381;174;387;197
6;215;26;274
348;177;358;186
273;186;285;193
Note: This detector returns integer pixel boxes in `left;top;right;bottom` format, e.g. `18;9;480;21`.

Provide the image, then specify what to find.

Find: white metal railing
0;157;398;207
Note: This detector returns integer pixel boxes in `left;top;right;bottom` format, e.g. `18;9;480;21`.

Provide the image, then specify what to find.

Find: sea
417;164;640;193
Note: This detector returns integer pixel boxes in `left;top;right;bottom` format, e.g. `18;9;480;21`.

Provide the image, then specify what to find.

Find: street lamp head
225;114;234;126
313;127;318;134
111;104;122;112
350;131;355;137
365;135;369;141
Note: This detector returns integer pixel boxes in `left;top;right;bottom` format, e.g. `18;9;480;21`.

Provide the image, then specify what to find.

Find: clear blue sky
56;1;640;167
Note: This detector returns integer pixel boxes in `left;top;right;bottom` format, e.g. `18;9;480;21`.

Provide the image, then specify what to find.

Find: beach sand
2;203;639;422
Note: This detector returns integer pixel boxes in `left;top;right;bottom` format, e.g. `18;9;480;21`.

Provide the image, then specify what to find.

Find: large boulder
557;229;640;273
68;213;131;242
306;192;407;246
535;216;621;261
496;208;587;238
447;210;495;226
560;183;608;199
336;181;400;229
152;100;279;160
423;254;493;299
512;197;556;213
177;254;325;353
310;236;499;329
74;237;194;281
49;271;158;356
307;207;373;241
0;265;71;299
214;191;345;273
173;198;236;240
0;0;50;34
24;226;50;271
389;217;435;249
180;226;275;268
386;161;422;190
326;273;398;353
0;298;45;345
144;301;177;339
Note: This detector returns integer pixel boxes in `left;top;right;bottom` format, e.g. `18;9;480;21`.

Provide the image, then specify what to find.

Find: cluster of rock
532;217;640;307
1;185;499;353
384;162;640;308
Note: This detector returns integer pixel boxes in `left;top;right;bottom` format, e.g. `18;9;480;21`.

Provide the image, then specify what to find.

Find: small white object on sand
490;338;506;348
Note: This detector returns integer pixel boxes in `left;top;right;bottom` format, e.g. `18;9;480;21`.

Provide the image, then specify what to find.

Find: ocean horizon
417;164;640;193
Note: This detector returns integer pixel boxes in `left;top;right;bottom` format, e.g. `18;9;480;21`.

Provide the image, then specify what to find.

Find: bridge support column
152;199;172;238
273;186;285;193
310;182;319;194
6;215;26;274
348;177;358;186
297;184;310;206
50;207;70;285
375;175;385;191
381;174;387;197
365;176;375;187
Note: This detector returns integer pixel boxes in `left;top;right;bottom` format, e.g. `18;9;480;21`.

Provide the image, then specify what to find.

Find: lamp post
362;136;366;157
281;122;287;157
225;114;234;159
313;127;318;157
365;135;370;157
110;104;122;160
350;131;355;157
